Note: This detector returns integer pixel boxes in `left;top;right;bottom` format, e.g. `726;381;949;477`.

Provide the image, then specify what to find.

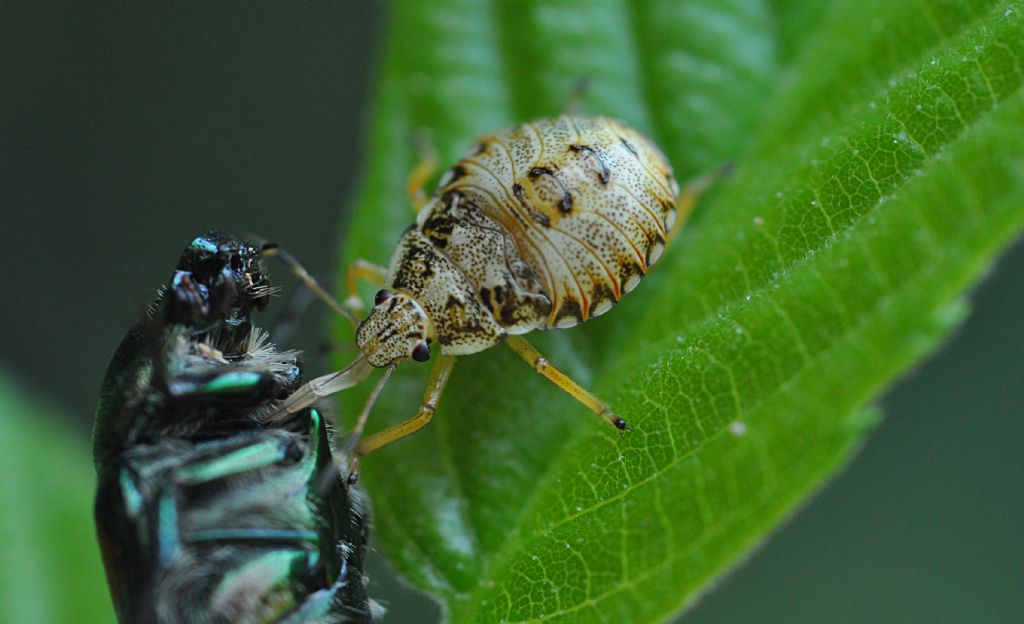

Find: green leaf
0;373;116;623
335;1;1024;622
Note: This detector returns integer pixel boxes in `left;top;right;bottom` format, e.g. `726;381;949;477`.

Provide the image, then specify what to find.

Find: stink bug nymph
274;115;704;460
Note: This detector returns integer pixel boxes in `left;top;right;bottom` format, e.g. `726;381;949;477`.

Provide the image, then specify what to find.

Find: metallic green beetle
93;233;373;623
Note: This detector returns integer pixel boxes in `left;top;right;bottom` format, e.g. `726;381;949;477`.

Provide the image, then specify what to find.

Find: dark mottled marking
390;273;409;290
499;300;518;326
591;282;619;307
645;231;668;265
512;183;530;210
438;335;452;346
413;258;435;280
447;319;490;336
555;296;584;325
444;294;462;310
558;193;573;214
569;144;610;184
404;331;423;340
474;143;488;156
392;242;439;291
442;189;463;209
509;183;538;225
527;166;574;215
445;165;466;185
377;327;397;343
493;285;504;302
422;215;453;231
620;137;639;157
459;194;487;221
532;212;551;227
419;248;437;278
642;226;659;252
422;213;455;249
619;261;643;287
479;288;494;313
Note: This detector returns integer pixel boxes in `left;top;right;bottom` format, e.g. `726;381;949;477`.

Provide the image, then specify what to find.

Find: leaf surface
335;1;1024;621
0;373;116;623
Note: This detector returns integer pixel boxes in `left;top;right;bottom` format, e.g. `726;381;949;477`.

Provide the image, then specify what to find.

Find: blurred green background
1;3;1020;623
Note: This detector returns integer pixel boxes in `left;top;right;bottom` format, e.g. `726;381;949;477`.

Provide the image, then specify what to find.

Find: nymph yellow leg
668;163;734;245
340;364;397;480
406;146;438;213
344;260;389;318
345;147;435;316
355;353;457;456
505;335;628;431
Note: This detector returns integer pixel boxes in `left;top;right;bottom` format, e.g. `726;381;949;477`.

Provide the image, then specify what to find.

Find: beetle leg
344;259;389;318
506;335;629;431
281;575;360;622
175;436;301;485
167;369;286;405
354;354;456;456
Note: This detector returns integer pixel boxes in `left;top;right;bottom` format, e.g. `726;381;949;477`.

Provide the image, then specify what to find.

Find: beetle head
164;232;272;333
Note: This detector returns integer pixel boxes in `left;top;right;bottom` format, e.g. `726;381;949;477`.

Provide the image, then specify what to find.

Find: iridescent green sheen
196;370;264;394
93;233;372;623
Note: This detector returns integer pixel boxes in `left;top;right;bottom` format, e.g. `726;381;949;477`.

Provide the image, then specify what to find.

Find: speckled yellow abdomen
364;115;679;362
326;115;689;452
436;115;679;329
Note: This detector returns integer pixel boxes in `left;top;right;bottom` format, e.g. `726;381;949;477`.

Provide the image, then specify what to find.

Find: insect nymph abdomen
459;115;678;328
422;188;554;331
342;114;686;455
376;114;677;348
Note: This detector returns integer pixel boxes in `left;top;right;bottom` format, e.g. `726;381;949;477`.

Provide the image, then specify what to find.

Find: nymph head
355;289;433;367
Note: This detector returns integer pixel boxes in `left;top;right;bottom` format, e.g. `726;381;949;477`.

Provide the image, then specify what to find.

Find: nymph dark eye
374;289;393;306
411;342;431;362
